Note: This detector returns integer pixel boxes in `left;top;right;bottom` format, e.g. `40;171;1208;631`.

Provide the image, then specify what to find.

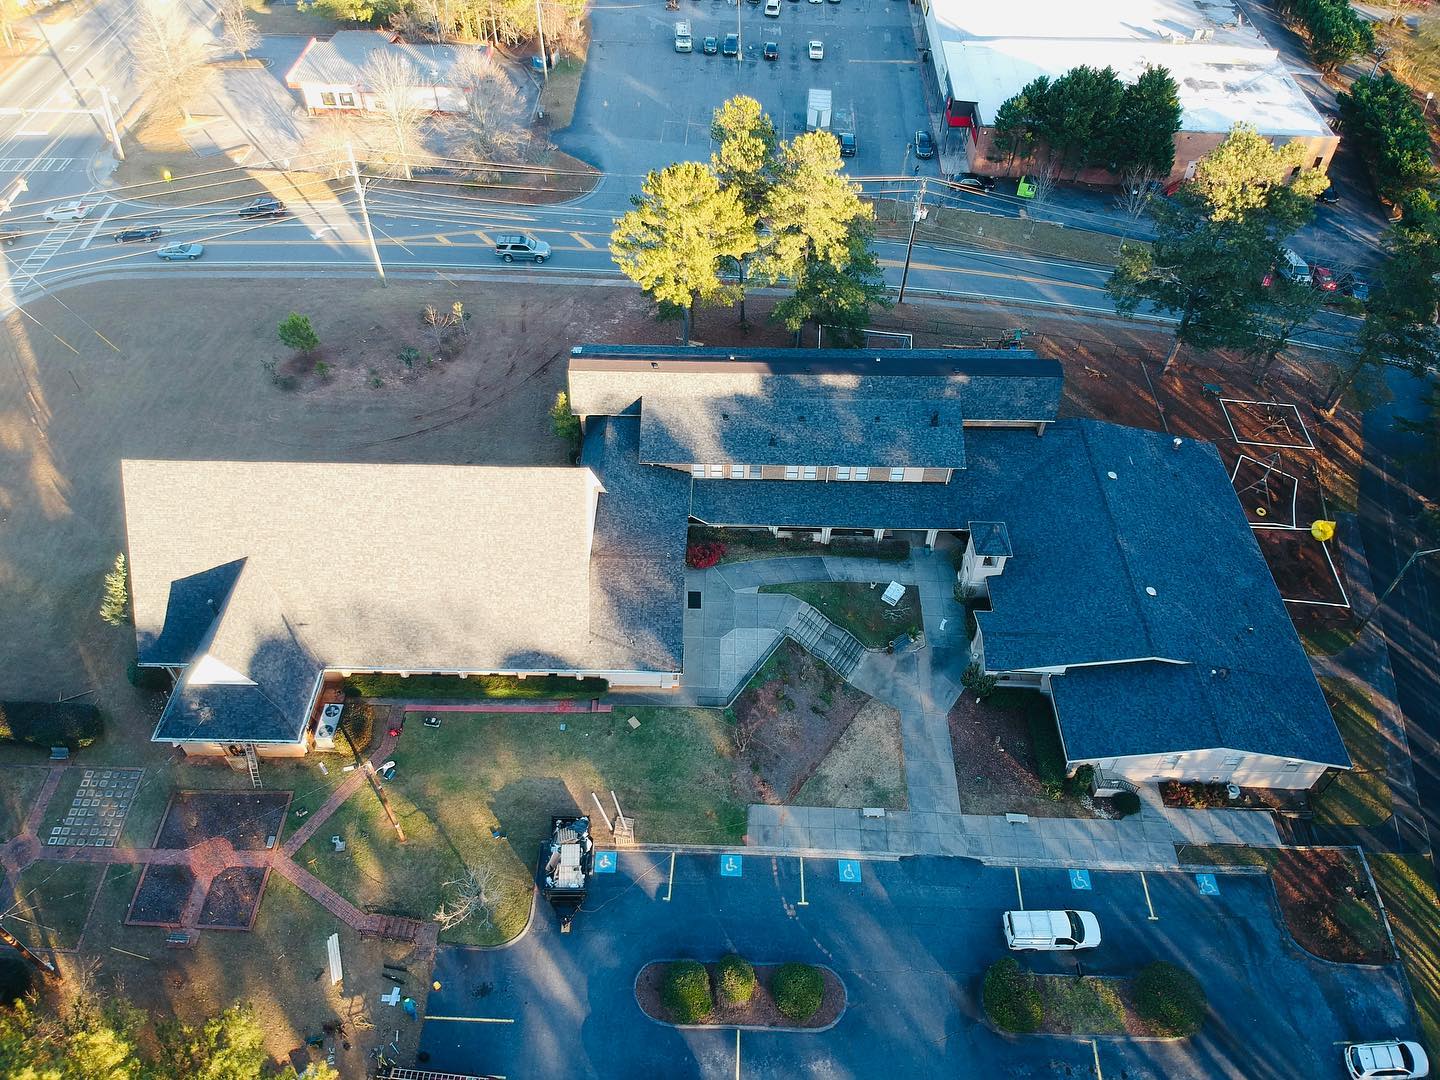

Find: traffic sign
594;851;617;874
1195;873;1219;896
1069;868;1092;890
720;854;743;878
837;858;861;883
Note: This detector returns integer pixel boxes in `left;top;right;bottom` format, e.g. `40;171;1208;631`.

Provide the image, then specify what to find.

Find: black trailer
539;814;594;932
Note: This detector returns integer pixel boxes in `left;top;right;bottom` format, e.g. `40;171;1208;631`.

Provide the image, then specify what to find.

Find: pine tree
99;553;129;627
277;312;320;357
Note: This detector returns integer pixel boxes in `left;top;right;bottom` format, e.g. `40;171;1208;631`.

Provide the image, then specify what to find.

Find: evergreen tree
991;77;1051;171
99;553;129;627
756;131;872;284
709;96;777;216
1044;65;1125;176
1112;65;1182;176
1338;74;1435;205
771;226;891;344
277;312;320;357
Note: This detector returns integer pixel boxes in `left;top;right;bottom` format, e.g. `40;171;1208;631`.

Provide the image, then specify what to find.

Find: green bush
1028;708;1068;799
771;962;824;1022
1064;764;1095;798
961;662;999;699
126;660;172;691
1133;962;1206;1037
1111;790;1142;817
0;701;104;750
662;960;713;1024
716;953;756;1005
983;957;1042;1033
341;673;608;701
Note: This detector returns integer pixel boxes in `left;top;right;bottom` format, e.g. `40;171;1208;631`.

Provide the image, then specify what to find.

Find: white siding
1073;747;1328;791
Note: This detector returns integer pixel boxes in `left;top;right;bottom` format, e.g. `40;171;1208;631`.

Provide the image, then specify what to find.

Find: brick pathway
282;727;397;857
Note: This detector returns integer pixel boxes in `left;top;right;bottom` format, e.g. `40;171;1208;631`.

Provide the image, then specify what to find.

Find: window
707;464;723;478
854;467;869;481
1222;756;1242;768
1312;155;1323;168
835;467;851;480
748;464;762;479
729;465;744;479
889;467;905;481
1161;754;1182;768
338;92;355;107
981;556;997;568
802;465;817;480
691;465;705;477
1284;760;1301;772
784;466;799;480
320;91;336;107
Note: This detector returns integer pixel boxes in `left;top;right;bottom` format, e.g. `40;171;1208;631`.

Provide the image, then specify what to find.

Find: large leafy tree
1338;74;1435;206
611;161;757;344
991;77;1051;171
771;227;891;344
1247;275;1321;384
1188;123;1328;229
710;96;777;216
1111;65;1182;176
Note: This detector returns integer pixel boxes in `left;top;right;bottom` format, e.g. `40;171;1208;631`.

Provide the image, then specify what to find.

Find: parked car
764;0;780;15
238;198;287;219
157;242;205;261
1316;183;1340;205
808;39;824;60
1311;264;1340;292
952;172;996;193
1344;1041;1429;1079
113;226;162;244
914;129;935;159
1275;246;1312;286
722;32;739;55
493;232;551;263
838;131;856;157
1003;909;1101;951
703;35;718;54
1338;272;1370;302
42;201;90;222
763;40;779;60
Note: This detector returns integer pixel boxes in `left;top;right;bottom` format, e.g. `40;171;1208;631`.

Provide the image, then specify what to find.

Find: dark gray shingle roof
640;396;967;470
969;521;1012;557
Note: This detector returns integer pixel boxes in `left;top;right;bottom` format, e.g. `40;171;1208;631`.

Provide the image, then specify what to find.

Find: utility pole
347;142;386;287
100;90;123;161
1356;546;1440;633
897;176;926;304
535;0;549;80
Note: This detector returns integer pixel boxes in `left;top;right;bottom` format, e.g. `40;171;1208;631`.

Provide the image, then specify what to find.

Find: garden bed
1271;848;1390;964
758;581;921;649
636;961;844;1029
688;526;910;565
126;864;195;926
1160;780;1306;813
154;790;291;850
341;673;607;701
198;867;269;930
983;958;1206;1038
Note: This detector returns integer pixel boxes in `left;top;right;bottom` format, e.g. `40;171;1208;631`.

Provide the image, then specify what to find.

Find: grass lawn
0;765;49;842
539;25;589;132
794;700;907;810
874;200;1147;267
1313;677;1393;827
243;0;342;33
1;862;105;951
299;707;745;945
1371;854;1440;1053
1175;844;1277;868
759;582;921;649
1300;624;1361;657
1034;974;1128;1035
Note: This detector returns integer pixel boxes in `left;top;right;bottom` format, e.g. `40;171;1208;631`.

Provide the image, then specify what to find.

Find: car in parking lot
952;171;996;193
1316;183;1340;205
113;226;162;244
1311;264;1340;292
157;242;205;261
808;39;823;59
722;32;739;55
1337;272;1370;302
764;0;780;15
838;131;856;156
703;35;718;54
1004;909;1101;951
763;40;779;60
43;201;90;222
1344;1040;1429;1079
493;232;551;263
914;129;935;159
237;198;287;219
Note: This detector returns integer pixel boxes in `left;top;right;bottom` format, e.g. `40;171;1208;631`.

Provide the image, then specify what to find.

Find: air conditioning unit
315;703;342;751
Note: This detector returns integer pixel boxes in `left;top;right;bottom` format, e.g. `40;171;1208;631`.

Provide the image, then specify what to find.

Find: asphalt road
418;852;1412;1079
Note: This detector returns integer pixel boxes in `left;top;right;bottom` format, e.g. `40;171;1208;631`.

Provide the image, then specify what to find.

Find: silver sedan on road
156;242;205;261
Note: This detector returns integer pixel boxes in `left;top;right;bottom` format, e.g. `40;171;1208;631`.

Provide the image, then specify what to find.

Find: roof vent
1144;586;1157;596
721;412;729;421
797;414;806;423
650;361;659;369
769;436;777;447
1172;437;1183;451
1107;471;1118;480
1214;666;1230;680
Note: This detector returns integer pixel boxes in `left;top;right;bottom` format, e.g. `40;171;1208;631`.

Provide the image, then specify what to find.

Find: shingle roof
969;521;1012;557
567;345;1063;423
640;396;967;470
285;30;475;89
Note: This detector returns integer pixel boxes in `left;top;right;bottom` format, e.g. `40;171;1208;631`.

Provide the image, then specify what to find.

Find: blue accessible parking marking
1195;873;1220;896
720;854;743;878
593;851;617;873
837;858;862;883
1068;868;1092;890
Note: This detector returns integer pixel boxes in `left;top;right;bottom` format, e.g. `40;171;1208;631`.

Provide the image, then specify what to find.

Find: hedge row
661;957;825;1023
0;701;104;751
341;673;608;701
983;957;1042;1033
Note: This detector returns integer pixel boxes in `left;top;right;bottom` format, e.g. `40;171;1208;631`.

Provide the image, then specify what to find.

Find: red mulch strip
198;866;270;930
635;961;844;1029
126;864;195;926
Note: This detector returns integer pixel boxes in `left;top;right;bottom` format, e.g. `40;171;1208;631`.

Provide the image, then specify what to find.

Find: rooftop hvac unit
315;703;342;750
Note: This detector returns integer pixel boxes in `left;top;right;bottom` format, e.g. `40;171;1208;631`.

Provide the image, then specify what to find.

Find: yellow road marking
436;234;453;245
573;231;596;250
473;229;493;245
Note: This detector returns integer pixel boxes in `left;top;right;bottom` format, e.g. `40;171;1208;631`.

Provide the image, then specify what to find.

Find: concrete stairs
786;605;866;678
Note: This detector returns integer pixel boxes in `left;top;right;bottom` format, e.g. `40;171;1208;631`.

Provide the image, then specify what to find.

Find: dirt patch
730;641;869;804
1272;848;1391;964
1252;528;1349;606
127;864;195;926
198;866;269;930
794;700;907;810
154;791;291;850
949;690;1101;818
635;961;844;1029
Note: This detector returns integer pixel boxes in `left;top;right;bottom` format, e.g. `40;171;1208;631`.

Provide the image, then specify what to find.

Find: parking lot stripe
1013;866;1024;909
798;856;808;906
664;850;675;901
735;1028;741;1080
1092;1039;1104;1080
1140;872;1159;921
425;1015;515;1023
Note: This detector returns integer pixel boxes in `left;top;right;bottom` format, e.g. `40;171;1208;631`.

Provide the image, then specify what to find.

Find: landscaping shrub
1064;764;1095;799
686;541;727;569
960;662;998;699
662;960;713;1024
770;962;824;1022
1133;962;1207;1037
341;674;607;701
0;701;104;750
1111;790;1142;817
717;953;756;1005
1161;780;1231;808
126;659;172;691
982;957;1042;1033
1027;710;1068;800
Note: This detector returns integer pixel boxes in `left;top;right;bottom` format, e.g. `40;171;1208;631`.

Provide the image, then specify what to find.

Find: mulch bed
126;864;195;926
154;791;292;850
636;962;844;1029
1252;528;1349;606
198;866;269;930
730;640;869;803
1272;848;1391;964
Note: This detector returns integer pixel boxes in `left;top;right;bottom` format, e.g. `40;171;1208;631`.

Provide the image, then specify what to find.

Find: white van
1278;247;1312;286
674;20;692;51
1003;909;1101;951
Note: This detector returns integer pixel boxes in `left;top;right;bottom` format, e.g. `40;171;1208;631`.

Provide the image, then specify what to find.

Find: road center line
1014;866;1024;909
425;1015;515;1023
664;850;675;901
797;856;808;906
1140;872;1159;921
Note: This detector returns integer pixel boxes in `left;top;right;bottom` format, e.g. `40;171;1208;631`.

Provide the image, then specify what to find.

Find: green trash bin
1016;177;1036;199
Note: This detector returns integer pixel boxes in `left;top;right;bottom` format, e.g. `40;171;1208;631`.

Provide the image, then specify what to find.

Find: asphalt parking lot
559;0;936;183
418;852;1414;1079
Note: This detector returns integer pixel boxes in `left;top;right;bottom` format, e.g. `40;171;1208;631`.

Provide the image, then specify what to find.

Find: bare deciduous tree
1116;166;1161;252
361;51;432;181
217;0;260;60
306;114;362;179
131;0;214;123
447;50;525;171
434;864;498;931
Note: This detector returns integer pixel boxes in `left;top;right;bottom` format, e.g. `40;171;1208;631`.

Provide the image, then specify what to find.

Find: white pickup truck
674;20;692;52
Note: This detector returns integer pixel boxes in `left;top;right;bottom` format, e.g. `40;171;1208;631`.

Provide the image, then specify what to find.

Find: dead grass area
539;27;589;133
729;640;869;804
872;198;1144;267
794;700;907;810
243;0;342;34
948;689;1101;818
1272;848;1391;964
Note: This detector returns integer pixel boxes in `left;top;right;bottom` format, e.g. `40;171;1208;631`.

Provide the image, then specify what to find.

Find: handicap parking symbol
593;851;617;874
1195;872;1220;896
837;858;862;883
720;854;743;878
1068;868;1092;891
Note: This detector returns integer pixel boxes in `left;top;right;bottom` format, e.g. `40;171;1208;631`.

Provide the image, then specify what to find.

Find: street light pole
346;142;386;287
898;177;926;303
1355;546;1440;633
